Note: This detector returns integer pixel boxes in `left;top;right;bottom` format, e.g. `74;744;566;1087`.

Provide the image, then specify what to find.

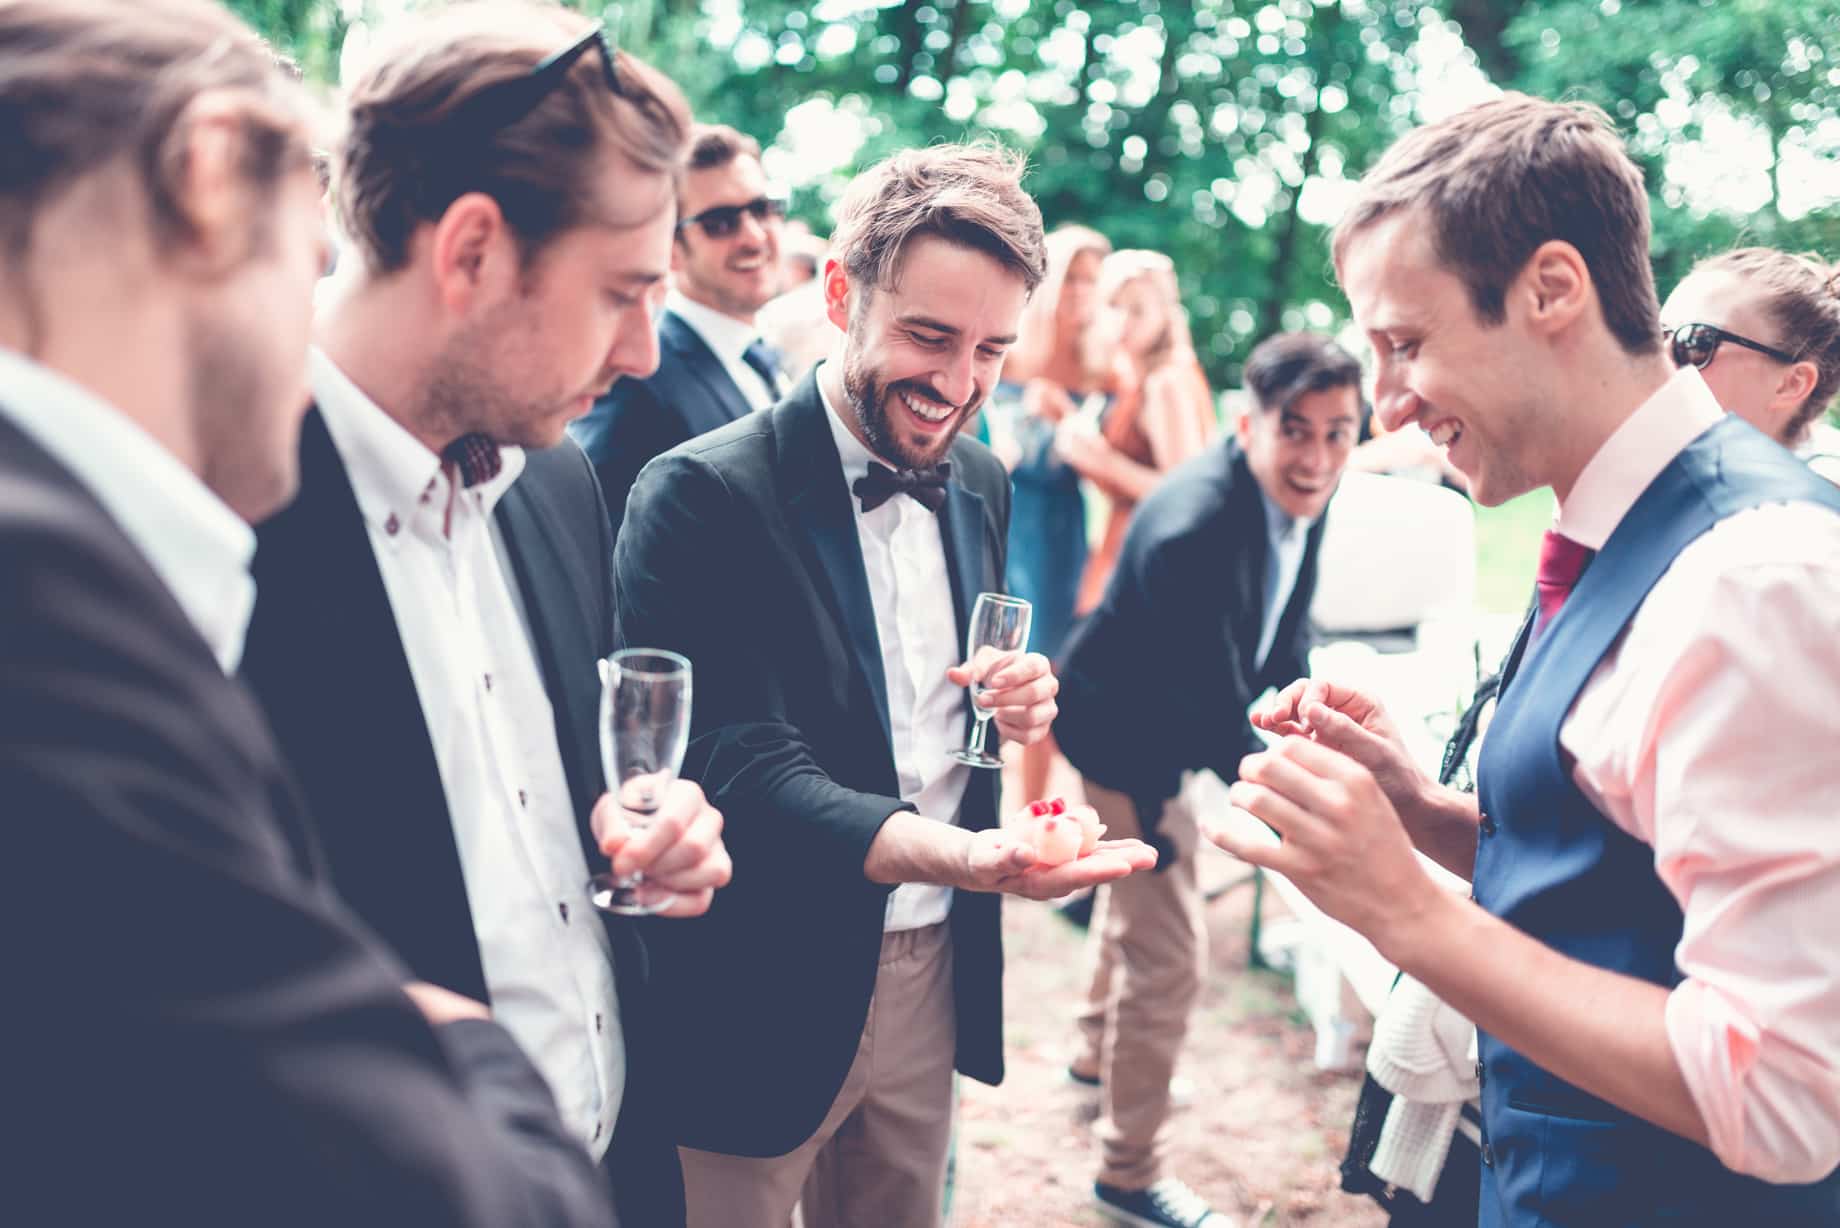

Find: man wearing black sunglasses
572;124;791;544
242;7;730;1227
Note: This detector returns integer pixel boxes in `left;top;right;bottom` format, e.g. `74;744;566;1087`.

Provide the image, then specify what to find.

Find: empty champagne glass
950;593;1032;769
587;649;690;916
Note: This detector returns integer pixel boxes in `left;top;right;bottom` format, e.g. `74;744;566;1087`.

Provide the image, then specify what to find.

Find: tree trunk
942;0;976;83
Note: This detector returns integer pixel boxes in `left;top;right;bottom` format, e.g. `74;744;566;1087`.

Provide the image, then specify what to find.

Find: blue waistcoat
1474;416;1840;1226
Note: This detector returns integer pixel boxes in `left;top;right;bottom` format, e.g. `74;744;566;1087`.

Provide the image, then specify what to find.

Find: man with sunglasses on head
240;6;730;1226
1208;95;1840;1223
572;123;789;543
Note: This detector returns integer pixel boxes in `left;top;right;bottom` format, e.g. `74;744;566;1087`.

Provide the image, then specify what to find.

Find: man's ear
822;256;853;333
427;192;515;313
164;90;271;276
1234;400;1256;450
1517;239;1592;337
1771;360;1820;414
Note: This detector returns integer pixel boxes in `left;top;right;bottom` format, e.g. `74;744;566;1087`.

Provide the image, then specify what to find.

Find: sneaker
1093;1178;1232;1228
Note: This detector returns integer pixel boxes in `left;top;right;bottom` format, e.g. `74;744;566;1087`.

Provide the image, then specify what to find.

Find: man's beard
840;350;973;470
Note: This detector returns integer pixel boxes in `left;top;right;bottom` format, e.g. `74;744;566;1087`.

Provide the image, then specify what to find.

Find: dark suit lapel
777;376;896;756
1225;445;1270;673
247;409;488;999
662;311;754;433
493;479;605;869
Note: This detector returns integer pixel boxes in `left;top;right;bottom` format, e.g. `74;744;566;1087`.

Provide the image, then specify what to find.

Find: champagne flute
587;649;690;916
950;593;1032;769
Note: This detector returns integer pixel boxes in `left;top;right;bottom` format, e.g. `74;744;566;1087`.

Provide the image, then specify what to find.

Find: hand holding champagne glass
587;649;690;916
951;593;1032;768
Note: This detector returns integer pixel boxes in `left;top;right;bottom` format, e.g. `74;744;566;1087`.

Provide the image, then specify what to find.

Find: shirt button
517;789;528;807
595;1012;603;1034
593;1123;603;1141
483;673;493;692
1479;812;1497;837
1481;1142;1495;1168
558;901;570;924
384;513;400;536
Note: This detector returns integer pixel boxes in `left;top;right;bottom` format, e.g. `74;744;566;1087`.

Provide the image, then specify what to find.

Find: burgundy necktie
442;433;503;488
1533;530;1593;633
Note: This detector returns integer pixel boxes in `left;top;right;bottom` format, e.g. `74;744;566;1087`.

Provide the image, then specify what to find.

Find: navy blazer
570;308;757;545
2;413;616;1226
242;412;683;1227
1054;440;1326;824
614;371;1010;1158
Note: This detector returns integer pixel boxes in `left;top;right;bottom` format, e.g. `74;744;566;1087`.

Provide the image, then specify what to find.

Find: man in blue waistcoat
1207;93;1840;1224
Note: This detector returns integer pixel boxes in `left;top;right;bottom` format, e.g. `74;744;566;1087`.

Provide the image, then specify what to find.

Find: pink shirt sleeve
1561;504;1840;1183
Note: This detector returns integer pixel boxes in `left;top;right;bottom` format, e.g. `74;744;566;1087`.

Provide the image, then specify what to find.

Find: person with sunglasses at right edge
1661;248;1840;484
1208;95;1840;1224
240;5;732;1226
572;123;790;543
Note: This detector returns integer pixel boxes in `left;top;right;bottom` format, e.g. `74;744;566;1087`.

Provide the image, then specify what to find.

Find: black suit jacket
1;413;615;1226
241;410;682;1227
615;371;1009;1158
571;309;758;545
1054;440;1326;823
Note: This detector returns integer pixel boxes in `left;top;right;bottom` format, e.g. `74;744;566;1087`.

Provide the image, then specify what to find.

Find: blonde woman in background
1057;249;1218;615
996;224;1127;804
1661;246;1840;483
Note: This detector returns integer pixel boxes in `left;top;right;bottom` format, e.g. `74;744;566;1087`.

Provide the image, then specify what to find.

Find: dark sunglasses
677;195;788;240
452;22;625;134
1667;321;1798;371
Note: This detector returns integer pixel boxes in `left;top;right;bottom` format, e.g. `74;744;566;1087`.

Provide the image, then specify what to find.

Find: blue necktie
742;339;784;397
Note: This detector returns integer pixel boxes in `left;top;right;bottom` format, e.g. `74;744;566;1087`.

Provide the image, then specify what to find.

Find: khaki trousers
681;922;956;1228
1072;779;1207;1190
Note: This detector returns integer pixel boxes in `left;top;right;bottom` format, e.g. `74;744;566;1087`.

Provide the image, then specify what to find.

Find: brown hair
336;1;691;273
1243;332;1364;417
1333;93;1661;357
1694;247;1840;439
0;0;312;266
686;124;762;174
828;143;1046;306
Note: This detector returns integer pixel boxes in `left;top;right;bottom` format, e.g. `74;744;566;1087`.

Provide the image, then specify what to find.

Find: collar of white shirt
1554;365;1723;551
0;347;256;675
667;289;763;370
1257;484;1314;549
310;348;527;541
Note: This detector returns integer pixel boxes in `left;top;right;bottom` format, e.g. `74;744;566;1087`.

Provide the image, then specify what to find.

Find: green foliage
231;0;1840;391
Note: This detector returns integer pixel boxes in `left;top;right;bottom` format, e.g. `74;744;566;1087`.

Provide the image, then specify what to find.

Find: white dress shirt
311;351;625;1158
818;372;971;932
667;289;781;410
1254;489;1314;671
0;348;254;674
1552;365;1840;1183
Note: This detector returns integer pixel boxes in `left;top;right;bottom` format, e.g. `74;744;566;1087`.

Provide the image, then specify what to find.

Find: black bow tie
853;462;950;513
442;433;503;488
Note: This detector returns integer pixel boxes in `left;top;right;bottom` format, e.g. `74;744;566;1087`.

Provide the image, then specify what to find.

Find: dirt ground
945;764;1390;1228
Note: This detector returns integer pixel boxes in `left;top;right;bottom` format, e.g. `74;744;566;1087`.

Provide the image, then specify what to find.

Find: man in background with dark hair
241;6;729;1224
1053;331;1363;1228
571;122;788;542
3;1;619;1223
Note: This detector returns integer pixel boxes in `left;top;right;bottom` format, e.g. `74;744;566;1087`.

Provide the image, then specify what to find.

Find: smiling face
826;234;1029;469
1341;210;1552;507
672;152;783;321
1237;383;1360;520
427;162;675;450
